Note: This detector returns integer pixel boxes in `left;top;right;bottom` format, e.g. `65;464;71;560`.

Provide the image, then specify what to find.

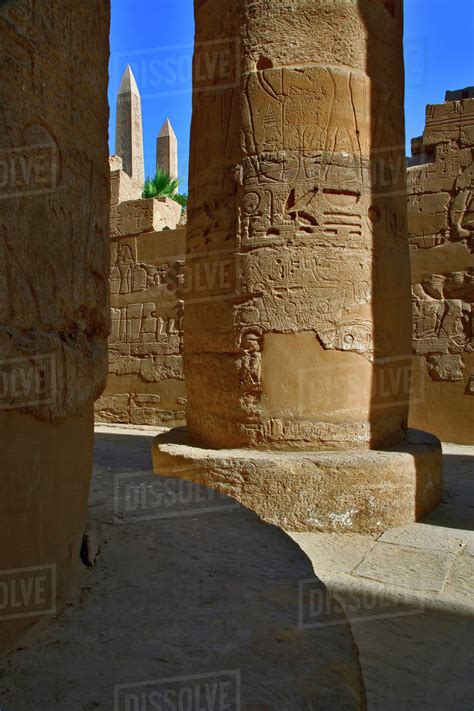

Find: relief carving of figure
110;244;135;294
450;155;474;239
239;329;263;396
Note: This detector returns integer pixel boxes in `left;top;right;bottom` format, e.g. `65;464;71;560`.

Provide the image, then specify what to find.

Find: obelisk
156;118;178;178
115;65;145;183
153;0;442;533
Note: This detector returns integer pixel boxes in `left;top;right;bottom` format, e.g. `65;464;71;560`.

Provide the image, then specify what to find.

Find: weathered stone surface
423;97;474;147
0;0;110;652
408;93;474;444
111;197;181;238
426;354;465;382
96;228;186;427
152;0;443;532
410;353;474;444
184;0;412;452
0;12;110;421
379;522;468;553
152;428;442;534
443;550;474;606
407;192;450;237
445;86;474;102
109;155;123;172
115;65;145;184
110;167;143;206
468;373;474;394
292;444;474;710
94;393;130;423
353;543;454;592
156;118;178;179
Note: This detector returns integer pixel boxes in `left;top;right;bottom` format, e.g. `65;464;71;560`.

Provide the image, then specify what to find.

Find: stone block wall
110;161;143;207
408;95;474;444
111;197;181;239
96;220;186;427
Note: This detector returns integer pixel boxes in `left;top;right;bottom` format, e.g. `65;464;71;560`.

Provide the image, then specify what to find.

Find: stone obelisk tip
159;118;177;138
156;118;178;179
118;65;140;96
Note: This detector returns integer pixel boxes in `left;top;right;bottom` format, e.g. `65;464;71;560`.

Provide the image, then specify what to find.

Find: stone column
156;118;178;179
0;0;110;652
183;0;417;451
153;0;442;533
115;65;145;184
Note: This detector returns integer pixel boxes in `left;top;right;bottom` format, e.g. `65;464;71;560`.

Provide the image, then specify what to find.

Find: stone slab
379;522;468;553
443;550;474;609
110;168;143;206
111;197;181;238
352;542;454;592
152;428;443;534
290;533;376;576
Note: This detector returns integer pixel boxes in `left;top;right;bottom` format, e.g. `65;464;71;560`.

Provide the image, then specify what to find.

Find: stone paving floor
0;426;472;710
0;425;363;710
291;442;474;710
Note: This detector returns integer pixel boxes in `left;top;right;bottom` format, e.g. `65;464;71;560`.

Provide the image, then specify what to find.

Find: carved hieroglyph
95;206;186;427
115;65;145;184
0;0;110;652
0;0;110;421
111;197;181;239
408;93;474;444
185;0;412;450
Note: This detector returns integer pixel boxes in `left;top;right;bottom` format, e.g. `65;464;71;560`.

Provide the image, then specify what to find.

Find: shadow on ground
293;443;474;710
0;431;365;710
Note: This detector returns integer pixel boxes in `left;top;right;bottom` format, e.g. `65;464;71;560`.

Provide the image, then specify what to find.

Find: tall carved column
0;0;110;652
153;0;442;533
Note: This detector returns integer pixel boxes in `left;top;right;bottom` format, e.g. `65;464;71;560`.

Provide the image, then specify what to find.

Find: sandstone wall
408;96;474;444
95;224;186;427
0;0;110;652
110;163;143;206
111;197;181;239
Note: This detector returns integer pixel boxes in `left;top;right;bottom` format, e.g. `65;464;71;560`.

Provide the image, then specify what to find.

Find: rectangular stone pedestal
152;429;443;534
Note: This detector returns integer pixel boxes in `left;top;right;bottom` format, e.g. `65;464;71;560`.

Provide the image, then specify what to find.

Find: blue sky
109;0;474;192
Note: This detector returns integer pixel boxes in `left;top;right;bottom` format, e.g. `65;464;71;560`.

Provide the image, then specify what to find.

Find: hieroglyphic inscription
96;229;186;427
185;0;410;449
408;96;473;388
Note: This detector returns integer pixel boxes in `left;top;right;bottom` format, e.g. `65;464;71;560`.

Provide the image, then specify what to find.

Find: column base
152;428;443;534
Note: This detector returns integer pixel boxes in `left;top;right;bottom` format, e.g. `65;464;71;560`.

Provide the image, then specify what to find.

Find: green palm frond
142;169;181;199
173;192;188;208
142;170;188;212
